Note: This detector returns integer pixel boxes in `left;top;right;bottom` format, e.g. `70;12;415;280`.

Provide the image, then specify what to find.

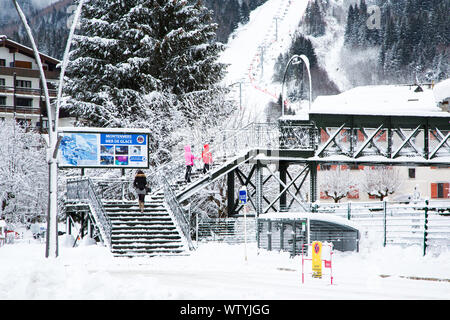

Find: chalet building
0;35;72;131
313;82;450;203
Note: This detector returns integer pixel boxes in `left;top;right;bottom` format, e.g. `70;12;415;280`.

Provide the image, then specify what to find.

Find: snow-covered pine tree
148;0;228;123
63;0;161;128
304;0;325;37
63;0;233;165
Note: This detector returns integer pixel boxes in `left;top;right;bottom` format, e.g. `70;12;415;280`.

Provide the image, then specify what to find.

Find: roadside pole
239;186;248;261
13;0;86;258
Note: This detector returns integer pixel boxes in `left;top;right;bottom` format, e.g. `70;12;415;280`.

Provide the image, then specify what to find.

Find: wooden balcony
0;85;57;97
0;105;41;115
0;66;59;80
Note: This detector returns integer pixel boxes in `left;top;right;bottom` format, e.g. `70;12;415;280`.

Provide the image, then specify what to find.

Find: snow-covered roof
0;35;60;66
258;211;359;231
433;78;450;103
308;82;450;117
58;127;151;134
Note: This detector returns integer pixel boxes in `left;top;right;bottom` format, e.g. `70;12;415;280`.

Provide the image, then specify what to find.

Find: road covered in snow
1;234;449;300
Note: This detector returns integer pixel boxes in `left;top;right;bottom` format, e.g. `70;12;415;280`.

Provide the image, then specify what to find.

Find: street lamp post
12;0;86;258
281;54;312;117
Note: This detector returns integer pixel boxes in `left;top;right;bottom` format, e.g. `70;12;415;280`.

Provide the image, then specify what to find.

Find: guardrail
0;85;57;96
160;175;195;250
0;105;41;114
315;200;450;255
66;177;112;250
196;216;257;245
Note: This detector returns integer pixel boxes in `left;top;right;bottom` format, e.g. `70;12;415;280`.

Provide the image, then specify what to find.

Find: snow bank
1;234;449;299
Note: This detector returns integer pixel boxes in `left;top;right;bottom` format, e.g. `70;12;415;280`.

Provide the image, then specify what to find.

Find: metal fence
257;218;308;256
195;216;257;245
315;200;450;255
66;177;112;249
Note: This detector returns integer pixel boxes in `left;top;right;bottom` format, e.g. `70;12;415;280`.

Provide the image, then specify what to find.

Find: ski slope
220;0;309;122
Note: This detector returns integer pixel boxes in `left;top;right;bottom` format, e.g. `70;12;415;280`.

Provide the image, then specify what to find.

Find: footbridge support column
309;161;318;204
255;160;263;217
227;170;235;216
279;161;289;211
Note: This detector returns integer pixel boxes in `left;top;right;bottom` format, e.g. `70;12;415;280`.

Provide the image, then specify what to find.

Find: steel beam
227;170;235;216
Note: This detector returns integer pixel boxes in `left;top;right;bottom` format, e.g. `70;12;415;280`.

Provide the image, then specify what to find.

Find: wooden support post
387;116;392;158
66;215;71;235
280;222;284;251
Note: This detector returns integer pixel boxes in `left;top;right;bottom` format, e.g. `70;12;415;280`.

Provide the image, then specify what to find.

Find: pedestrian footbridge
65;112;450;257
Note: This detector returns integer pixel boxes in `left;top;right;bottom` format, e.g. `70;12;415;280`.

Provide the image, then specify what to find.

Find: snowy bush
360;166;401;201
0;119;48;223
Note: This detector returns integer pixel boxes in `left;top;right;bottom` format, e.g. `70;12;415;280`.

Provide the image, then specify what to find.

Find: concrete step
112;250;187;258
112;240;183;247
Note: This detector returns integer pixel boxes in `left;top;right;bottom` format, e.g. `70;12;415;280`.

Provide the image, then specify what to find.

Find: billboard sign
58;128;150;169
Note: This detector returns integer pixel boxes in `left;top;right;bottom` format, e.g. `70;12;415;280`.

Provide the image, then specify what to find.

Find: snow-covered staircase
104;154;247;257
104;195;188;258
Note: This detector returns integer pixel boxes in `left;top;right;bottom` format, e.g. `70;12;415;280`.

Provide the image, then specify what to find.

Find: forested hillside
2;0;268;59
344;0;449;83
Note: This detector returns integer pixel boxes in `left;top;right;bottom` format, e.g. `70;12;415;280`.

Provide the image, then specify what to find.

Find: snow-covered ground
1;231;449;300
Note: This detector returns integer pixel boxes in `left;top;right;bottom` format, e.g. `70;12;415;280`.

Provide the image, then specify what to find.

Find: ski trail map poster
58;128;149;169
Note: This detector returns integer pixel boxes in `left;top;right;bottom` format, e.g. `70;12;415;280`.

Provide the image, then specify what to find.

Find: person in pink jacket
184;145;199;183
201;144;213;174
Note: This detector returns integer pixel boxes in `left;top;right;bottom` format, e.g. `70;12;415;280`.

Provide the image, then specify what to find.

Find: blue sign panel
100;133;147;145
58;131;149;168
239;187;247;205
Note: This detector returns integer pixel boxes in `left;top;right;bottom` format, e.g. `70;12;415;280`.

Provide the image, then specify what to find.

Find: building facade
0;35;60;131
313;82;450;203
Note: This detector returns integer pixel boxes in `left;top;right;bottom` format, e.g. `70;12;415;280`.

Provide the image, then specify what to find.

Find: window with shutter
431;183;437;199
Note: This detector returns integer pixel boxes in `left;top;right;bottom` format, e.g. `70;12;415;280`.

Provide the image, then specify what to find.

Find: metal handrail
160;174;195;250
66;177;112;250
152;121;305;188
0;85;58;97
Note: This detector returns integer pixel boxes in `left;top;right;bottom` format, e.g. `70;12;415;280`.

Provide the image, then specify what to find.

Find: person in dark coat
133;170;148;213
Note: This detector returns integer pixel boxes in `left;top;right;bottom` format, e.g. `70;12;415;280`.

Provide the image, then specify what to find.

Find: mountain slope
2;0;268;60
221;0;343;122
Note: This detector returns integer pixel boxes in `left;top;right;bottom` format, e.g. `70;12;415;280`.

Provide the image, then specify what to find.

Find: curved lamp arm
281;54;312;117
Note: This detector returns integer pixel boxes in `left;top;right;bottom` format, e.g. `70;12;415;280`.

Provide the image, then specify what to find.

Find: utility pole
274;17;279;41
258;45;265;78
